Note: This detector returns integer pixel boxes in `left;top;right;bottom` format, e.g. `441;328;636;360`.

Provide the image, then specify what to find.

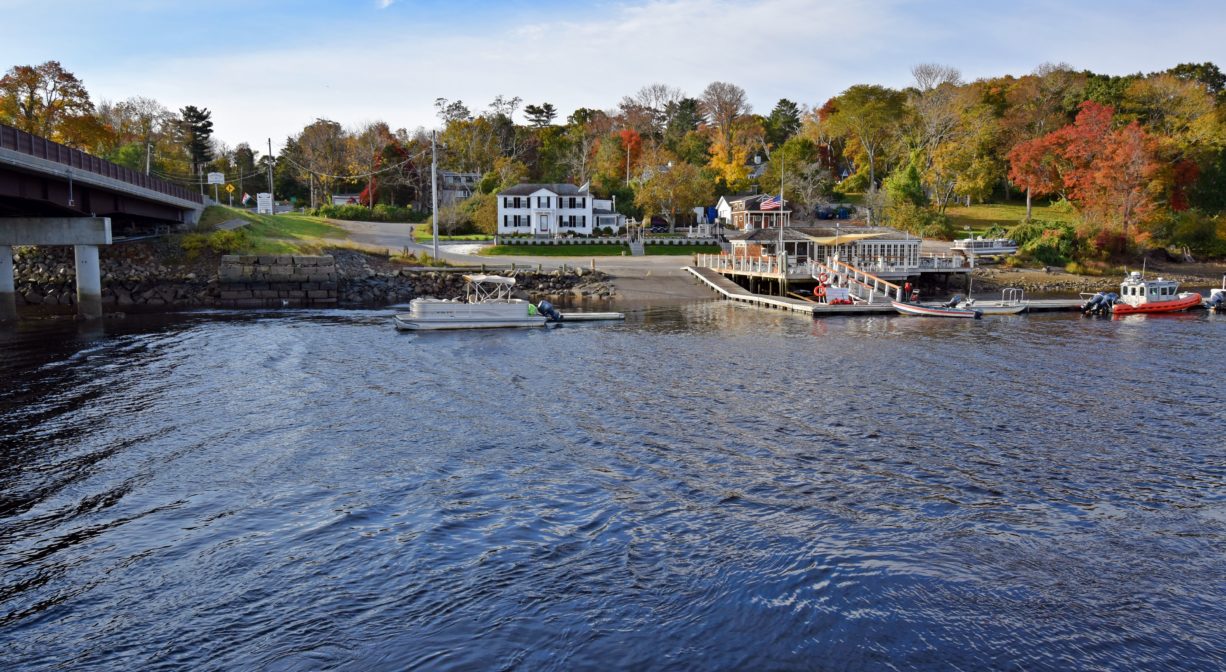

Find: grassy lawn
645;244;722;255
412;227;494;242
945;202;1078;236
480;244;630;256
196;206;349;253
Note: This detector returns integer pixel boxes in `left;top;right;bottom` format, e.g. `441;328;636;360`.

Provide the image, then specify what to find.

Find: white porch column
0;245;15;322
75;244;103;319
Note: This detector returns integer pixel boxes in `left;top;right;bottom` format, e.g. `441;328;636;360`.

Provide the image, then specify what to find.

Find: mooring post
0;245;16;322
74;244;103;319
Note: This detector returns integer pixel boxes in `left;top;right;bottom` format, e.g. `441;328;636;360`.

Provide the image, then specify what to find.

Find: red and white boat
1109;272;1202;315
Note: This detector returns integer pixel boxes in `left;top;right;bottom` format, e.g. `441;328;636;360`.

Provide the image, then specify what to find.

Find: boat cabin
951;236;1018;256
1117;272;1180;307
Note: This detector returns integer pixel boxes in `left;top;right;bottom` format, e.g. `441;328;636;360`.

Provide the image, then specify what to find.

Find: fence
0;122;203;204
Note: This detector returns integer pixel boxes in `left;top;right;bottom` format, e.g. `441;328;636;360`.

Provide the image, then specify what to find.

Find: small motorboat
393;274;625;330
1205;275;1225;313
1089;271;1203;316
956;287;1028;315
394;274;546;330
891;295;982;319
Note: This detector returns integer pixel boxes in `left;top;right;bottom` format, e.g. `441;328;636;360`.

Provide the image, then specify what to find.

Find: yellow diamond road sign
226;184;235;193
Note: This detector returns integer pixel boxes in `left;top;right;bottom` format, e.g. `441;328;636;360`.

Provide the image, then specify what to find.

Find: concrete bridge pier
74;244;103;319
0;245;15;322
0;217;111;321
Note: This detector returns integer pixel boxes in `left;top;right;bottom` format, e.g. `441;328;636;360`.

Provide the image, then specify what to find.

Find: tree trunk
1025;187;1032;222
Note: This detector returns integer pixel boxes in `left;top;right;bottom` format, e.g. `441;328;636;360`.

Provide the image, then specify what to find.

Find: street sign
225;184;235;193
207;172;225;185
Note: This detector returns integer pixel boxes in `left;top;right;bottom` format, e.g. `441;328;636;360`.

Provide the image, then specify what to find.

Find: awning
804;232;889;245
464;274;517;285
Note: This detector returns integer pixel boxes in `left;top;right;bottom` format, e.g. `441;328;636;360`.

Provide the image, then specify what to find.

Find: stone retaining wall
218;255;337;307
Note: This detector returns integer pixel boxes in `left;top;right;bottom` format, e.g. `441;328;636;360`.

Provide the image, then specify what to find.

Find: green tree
179;105;214;176
763;98;802;148
523;102;557;127
823;84;908;190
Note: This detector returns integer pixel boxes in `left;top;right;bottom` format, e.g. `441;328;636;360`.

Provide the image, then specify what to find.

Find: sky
2;0;1225;152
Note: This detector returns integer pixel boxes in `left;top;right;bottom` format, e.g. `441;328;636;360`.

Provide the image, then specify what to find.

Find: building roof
499;183;589;196
593;208;619;215
718;192;760;205
728;228;814;243
793;224;912;240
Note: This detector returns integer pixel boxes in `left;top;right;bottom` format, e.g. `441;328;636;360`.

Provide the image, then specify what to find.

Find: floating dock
685;267;1083;317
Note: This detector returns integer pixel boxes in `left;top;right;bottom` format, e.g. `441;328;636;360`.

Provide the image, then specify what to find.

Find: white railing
697;254;783;276
818;257;903;302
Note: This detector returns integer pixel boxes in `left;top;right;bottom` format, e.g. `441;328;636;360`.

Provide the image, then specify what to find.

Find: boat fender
536;300;563;321
817;273;829;284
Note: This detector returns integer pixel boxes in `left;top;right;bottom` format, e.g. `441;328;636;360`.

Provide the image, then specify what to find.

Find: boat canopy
464;274;517;286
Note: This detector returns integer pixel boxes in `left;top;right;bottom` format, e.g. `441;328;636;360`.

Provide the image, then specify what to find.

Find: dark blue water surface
1;304;1224;671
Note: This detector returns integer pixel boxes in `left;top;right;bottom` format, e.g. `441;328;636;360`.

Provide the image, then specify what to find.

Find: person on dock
903;281;913;302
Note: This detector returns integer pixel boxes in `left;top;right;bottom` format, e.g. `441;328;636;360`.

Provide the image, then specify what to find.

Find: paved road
327;220;714;302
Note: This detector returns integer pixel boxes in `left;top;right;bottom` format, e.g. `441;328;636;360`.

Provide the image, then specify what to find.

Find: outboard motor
1082;292;1106;315
942;294;964;309
1083;292;1117;316
536;300;563;322
1207;291;1226;313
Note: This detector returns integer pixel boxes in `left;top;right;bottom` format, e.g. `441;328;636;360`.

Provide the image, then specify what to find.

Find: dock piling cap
463;274;517;286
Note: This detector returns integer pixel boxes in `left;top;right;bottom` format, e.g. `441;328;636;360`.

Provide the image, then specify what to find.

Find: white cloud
377;0;394;8
76;0;1226;150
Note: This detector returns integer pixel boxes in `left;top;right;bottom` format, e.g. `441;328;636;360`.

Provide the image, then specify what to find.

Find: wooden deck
686;266;1084;317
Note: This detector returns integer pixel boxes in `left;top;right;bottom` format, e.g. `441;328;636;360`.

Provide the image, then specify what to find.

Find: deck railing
818;257;903;302
0;122;203;204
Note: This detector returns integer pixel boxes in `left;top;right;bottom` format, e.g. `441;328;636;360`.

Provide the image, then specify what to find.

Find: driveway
326;220;714;302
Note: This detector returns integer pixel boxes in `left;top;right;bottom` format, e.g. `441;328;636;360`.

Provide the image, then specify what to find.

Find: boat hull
1112;293;1202;315
394;315;547;330
891;301;982;319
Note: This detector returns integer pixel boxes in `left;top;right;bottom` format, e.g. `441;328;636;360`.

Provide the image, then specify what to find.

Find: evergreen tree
179;105;214;173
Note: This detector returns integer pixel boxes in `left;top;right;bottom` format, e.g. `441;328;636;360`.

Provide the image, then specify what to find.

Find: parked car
815;204;854;220
649;215;670;233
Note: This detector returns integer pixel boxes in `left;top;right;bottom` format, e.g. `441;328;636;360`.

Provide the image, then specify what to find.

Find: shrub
1006;219;1080;265
208;229;247;254
180;233;209;259
888;202;953;239
314;203;424;223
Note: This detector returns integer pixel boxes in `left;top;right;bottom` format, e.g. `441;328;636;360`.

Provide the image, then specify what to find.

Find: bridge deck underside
0;167;187;225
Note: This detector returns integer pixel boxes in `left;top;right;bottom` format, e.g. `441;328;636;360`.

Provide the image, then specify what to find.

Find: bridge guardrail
0;122;203;205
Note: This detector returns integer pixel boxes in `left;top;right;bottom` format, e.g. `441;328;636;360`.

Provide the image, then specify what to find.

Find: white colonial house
497;183;624;236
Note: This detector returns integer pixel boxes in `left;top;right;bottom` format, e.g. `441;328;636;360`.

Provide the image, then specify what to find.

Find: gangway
812;257;904;304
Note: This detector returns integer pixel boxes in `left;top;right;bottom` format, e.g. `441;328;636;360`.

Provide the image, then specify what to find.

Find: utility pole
145;143;152;175
267;138;275;215
431;130;439;259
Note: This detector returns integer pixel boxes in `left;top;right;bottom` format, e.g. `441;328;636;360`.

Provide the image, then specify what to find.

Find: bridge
0;122;204;321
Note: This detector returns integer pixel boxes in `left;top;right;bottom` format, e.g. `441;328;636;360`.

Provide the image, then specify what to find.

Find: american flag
759;194;782;210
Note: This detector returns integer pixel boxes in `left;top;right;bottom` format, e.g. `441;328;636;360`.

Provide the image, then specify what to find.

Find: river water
1;304;1223;671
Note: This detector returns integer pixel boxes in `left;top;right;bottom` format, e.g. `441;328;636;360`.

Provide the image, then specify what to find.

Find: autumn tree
701;81;751;161
823;84;908;190
296;118;347;208
634;151;714;231
350;121;394;207
0;61;94;142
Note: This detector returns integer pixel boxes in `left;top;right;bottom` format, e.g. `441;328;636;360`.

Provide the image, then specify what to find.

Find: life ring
813;286;826;298
817;273;829;284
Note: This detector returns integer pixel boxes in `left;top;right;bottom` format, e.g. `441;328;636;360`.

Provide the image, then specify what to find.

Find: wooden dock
685;267;1084;317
